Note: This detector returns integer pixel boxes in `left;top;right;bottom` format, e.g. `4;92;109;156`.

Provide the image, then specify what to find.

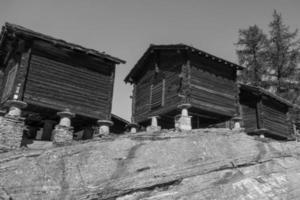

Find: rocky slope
1;128;300;200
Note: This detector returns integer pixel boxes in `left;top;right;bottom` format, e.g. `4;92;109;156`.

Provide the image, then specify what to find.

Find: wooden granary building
0;23;125;140
125;44;243;129
239;84;294;140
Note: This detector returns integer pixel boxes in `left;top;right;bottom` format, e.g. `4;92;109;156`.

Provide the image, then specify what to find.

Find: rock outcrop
1;128;300;200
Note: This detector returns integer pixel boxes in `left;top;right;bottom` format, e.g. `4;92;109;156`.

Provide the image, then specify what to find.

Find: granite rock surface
0;128;300;200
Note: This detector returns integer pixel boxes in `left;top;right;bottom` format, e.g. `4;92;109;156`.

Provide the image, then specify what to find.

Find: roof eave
125;44;243;83
4;22;126;65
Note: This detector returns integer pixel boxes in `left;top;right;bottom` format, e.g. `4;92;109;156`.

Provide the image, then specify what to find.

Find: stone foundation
127;123;139;134
52;125;73;146
146;116;161;133
97;120;113;137
175;115;192;131
176;103;192;131
146;125;161;132
0;116;25;149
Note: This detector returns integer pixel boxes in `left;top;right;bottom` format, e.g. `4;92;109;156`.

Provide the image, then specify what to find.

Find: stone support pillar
0;100;27;149
96;120;113;137
176;103;192;131
127;123;139;134
232;115;242;130
146;116;161;132
52;109;75;146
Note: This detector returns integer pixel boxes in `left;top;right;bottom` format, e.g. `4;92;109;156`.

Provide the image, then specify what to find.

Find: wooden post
42;120;57;141
131;84;137;123
106;64;115;120
257;98;264;129
161;79;165;106
17;47;31;101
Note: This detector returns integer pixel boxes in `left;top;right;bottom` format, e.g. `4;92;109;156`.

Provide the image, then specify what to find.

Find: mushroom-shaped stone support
146;116;161;132
5;100;27;118
97;120;113;136
178;103;192;117
0;101;27;150
231;115;242;130
57;108;75;127
176;103;192;131
52;108;75;146
126;123;139;134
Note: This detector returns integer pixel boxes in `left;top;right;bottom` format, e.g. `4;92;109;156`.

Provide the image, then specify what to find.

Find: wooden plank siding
128;45;241;128
133;51;183;124
240;102;258;132
0;52;22;103
23;54;112;119
134;71;152;122
189;66;237;117
150;80;163;110
261;99;290;138
239;85;293;139
134;67;182;123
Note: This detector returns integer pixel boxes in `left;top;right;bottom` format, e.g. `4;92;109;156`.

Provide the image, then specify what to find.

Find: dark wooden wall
22;42;115;120
0;55;19;102
240;102;258;132
240;86;293;139
133;50;182;124
132;49;240;127
189;54;237;117
260;98;291;138
134;68;152;123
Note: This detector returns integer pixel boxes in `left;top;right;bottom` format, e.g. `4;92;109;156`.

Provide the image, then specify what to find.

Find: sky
0;0;300;121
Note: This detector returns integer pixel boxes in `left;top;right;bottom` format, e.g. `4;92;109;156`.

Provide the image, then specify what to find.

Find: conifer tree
267;10;300;96
236;25;268;86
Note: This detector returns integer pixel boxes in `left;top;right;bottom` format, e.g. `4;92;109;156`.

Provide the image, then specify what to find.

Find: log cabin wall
240;102;258;132
239;88;260;132
22;41;114;120
0;38;31;105
189;53;238;118
133;50;182;125
239;85;293;139
134;67;153;123
0;54;20;103
261;98;291;138
126;44;242;128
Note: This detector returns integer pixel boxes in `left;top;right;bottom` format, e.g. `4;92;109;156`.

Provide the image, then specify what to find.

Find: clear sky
0;0;299;120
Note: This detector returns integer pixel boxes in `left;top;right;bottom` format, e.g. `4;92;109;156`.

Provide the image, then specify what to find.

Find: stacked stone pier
126;123;139;134
0;100;27;150
96;119;113;137
175;103;192;131
146;116;161;132
52;108;75;146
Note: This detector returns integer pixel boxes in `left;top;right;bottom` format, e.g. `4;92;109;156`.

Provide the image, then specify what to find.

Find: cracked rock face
1;128;300;199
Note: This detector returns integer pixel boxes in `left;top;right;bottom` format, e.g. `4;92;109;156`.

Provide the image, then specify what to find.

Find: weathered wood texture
261;99;291;138
241;102;258;132
133;51;182;124
0;54;19;103
189;52;237;118
190;66;237;117
132;48;239;127
1;129;300;200
239;86;293;139
23;53;113;119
